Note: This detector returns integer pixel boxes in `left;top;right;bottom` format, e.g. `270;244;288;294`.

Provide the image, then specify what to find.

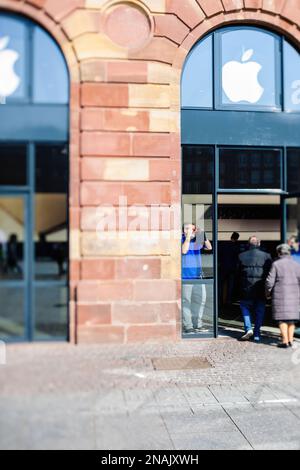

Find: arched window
0;13;68;104
182;26;300;112
0;13;69;342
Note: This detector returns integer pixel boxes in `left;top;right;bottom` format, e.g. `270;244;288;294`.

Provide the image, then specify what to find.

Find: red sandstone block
166;0;205;29
127;325;177;343
81;182;171;205
196;0;224;16
77;281;134;302
77;326;125;344
81;132;131;156
112;303;159;324
149;159;173;181
81;83;129;107
244;0;262;8
134;280;177;301
70;260;80;282
81;108;104;131
103;109;150;132
132;133;171;157
115;258;161;279
77;304;112;325
222;0;244;11
262;0;285;14
81;259;115;280
158;302;180;323
124;182;171;205
107;61;148;83
154;14;189;44
26;0;46;8
129;37;177;65
281;0;300;24
44;0;84;21
80;60;106;82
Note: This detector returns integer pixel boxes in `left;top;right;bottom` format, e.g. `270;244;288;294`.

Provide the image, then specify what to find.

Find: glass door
0;193;29;341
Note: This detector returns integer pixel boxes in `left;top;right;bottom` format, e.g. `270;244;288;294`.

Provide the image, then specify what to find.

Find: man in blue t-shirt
182;223;212;334
288;236;300;264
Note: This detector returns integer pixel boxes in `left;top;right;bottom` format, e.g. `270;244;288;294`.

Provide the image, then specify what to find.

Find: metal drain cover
152;356;212;371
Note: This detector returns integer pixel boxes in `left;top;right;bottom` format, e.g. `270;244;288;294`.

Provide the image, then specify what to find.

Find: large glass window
219;148;281;190
0;145;27;186
220;28;279;109
181;36;213;108
182;147;214;338
287;149;300;193
0;13;69;104
33;27;68;104
0;15;27;102
34;144;68;339
284;41;300;112
181;26;300;113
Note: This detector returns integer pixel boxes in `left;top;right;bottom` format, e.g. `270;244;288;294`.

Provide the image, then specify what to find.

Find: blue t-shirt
291;249;300;264
182;235;203;279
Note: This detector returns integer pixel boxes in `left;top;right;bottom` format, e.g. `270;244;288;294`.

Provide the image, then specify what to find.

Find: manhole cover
151;356;212;371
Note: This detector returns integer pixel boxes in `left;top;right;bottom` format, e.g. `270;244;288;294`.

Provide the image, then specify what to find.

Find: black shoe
194;326;210;333
184;328;195;334
277;343;289;349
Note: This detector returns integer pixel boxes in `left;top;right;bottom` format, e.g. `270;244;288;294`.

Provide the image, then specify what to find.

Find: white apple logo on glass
0;36;20;98
222;49;264;104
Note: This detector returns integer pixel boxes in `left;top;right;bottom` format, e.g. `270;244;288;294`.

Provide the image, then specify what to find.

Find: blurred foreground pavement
1;335;300;450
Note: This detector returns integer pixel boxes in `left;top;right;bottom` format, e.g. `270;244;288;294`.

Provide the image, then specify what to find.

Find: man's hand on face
186;226;194;240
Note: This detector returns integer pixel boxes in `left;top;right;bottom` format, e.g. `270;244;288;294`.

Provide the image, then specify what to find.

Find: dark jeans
240;299;266;338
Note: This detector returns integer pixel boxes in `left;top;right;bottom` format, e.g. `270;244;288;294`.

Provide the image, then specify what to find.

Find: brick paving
1;335;300;450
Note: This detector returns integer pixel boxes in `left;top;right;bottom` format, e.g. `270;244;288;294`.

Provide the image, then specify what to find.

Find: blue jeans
240;299;266;338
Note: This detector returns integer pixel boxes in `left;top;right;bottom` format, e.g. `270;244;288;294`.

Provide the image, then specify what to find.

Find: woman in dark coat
266;244;300;348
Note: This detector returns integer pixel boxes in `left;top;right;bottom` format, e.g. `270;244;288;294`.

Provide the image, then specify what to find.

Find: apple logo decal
0;36;20;99
222;49;264;104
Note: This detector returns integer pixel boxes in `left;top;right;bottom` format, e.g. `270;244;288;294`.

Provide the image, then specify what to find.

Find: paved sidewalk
1;335;300;450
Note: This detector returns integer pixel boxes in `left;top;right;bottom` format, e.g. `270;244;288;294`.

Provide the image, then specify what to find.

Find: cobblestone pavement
1;334;300;450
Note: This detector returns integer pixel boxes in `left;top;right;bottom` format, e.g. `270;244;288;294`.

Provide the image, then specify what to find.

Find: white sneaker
239;330;254;341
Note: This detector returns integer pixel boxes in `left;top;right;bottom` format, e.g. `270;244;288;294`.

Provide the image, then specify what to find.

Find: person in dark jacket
266;244;300;348
238;236;272;342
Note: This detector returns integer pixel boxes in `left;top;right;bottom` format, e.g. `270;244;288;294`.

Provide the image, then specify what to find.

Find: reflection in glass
0;145;27;186
33;26;69;104
0;15;27;101
220;148;281;190
284;41;300;112
35;145;68;281
218;194;281;333
0;287;24;339
0;196;24;280
182;146;214;337
0;195;25;340
287;149;300;193
34;144;68;340
181;36;213;108
286;198;300;241
221;28;279;108
35;286;68;339
182;146;214;194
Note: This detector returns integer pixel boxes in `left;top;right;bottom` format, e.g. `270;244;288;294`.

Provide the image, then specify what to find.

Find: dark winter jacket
265;255;300;321
238;246;272;300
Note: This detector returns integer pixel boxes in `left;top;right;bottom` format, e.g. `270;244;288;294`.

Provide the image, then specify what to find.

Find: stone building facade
1;0;300;343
